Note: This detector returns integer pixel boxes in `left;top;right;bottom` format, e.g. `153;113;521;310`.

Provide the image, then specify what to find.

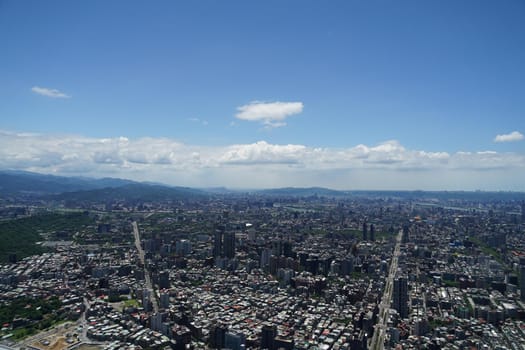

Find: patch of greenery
338;229;361;238
12;327;35;340
0;296;64;339
0;296;61;323
0;212;93;261
108;294;129;303
190;279;203;287
123;299;140;308
442;279;459;288
350;271;364;279
468;237;505;265
334;317;353;324
429;318;447;330
375;231;392;240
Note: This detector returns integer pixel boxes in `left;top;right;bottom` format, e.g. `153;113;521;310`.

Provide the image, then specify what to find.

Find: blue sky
1;1;524;189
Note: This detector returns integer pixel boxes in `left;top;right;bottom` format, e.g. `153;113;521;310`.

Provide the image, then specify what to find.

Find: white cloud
31;86;70;98
219;141;306;165
235;101;303;128
0;130;524;190
494;131;524;143
188;118;208;126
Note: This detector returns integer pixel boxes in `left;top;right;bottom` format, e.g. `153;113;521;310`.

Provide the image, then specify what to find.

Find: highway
369;229;403;350
132;221;159;313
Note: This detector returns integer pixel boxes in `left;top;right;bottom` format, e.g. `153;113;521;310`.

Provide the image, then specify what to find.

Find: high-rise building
213;225;224;258
282;240;293;258
213;224;235;259
272;240;282;256
210;323;227;349
260;248;271;268
370;224;375;242
175;239;192;256
151;312;166;332
223;231;236;258
402;225;410;243
269;255;281;275
225;331;246;350
393;276;408;318
142;288;152;312
261;323;277;350
172;325;192;350
362;222;368;241
160;291;170;309
520;258;525;301
306;256;319;275
247;224;256;241
341;257;354;276
158;270;170;289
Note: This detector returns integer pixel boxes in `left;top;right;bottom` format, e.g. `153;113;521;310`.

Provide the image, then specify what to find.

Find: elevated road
132;221;159;313
369;230;403;350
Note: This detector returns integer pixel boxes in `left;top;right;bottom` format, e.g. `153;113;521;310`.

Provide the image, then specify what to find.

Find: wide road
132;221;159;313
369;229;403;350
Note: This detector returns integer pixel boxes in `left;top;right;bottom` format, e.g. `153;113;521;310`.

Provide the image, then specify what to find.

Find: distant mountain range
0;170;136;194
0;170;524;202
0;170;207;202
50;183;207;203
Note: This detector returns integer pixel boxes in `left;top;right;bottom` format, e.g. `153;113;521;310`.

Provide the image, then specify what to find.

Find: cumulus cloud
220;141;306;165
235;101;303;128
0;130;524;190
31;86;70;98
494;131;524;143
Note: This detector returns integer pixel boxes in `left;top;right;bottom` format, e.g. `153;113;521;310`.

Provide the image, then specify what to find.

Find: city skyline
1;1;524;190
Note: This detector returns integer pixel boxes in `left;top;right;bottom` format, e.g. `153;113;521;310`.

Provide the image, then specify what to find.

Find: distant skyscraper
393;276;408;318
142;288;152;312
247;225;256;241
260;248;271;268
362;222;368;241
402;225;410;243
158;270;170;289
283;240;293;258
175;239;192;256
150;312;166;332
521;201;525;223
213;225;225;258
272;240;283;256
370;224;375;241
223;231;236;258
160;291;170;309
520;258;525;302
213;224;235;259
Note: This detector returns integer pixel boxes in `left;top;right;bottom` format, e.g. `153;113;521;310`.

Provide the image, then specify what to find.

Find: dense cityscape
2;1;525;350
1;172;525;350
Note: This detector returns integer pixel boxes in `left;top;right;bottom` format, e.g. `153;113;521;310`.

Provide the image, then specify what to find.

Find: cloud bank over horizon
0;130;523;191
